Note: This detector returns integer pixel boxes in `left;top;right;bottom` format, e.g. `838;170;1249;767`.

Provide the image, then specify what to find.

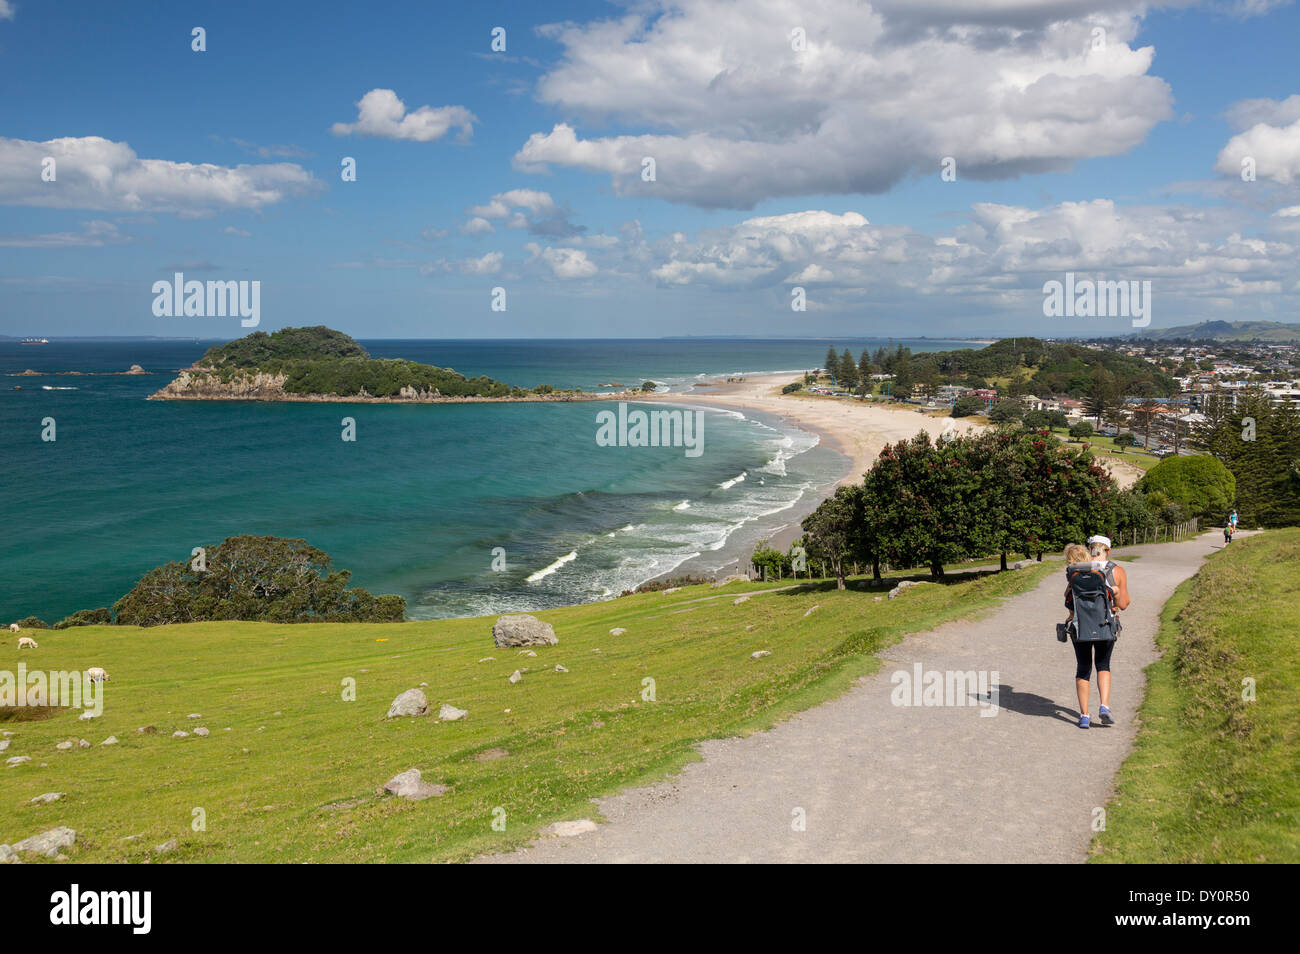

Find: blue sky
2;0;1300;338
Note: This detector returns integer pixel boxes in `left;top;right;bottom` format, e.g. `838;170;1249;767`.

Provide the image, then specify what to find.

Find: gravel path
480;531;1236;864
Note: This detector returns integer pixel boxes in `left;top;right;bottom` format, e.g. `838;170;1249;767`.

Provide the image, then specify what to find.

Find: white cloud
0;219;123;248
222;226;251;237
330;89;476;142
461;216;494;235
464;188;583;237
1216;110;1300;185
517;0;1174;207
0;136;320;213
419;251;505;276
525;243;597;278
0;2;13;21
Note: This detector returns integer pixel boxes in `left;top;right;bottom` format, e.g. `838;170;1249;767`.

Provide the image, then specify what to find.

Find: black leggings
1072;639;1115;680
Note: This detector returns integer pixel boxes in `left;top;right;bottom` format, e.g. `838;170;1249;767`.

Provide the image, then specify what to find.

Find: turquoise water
0;338;972;621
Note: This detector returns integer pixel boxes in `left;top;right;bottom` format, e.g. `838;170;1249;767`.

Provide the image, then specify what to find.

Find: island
149;326;653;403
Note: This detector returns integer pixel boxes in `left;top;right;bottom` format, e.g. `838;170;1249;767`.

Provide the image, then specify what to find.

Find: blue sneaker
1098;705;1114;725
1078;714;1091;729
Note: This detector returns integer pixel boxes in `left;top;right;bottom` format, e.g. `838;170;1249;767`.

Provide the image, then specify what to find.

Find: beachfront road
477;531;1240;864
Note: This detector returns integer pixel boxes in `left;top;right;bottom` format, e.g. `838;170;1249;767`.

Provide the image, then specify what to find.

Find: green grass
1090;529;1300;863
1;563;1053;862
1047;427;1161;471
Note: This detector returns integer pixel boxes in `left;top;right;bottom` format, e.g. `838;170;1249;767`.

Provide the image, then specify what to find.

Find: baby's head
1064;544;1090;565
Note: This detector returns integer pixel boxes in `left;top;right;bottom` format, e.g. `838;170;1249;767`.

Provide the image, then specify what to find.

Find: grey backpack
1064;561;1121;643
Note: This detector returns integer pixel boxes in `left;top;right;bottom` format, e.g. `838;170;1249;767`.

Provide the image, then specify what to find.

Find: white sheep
8;623;18;633
17;636;38;649
86;666;108;682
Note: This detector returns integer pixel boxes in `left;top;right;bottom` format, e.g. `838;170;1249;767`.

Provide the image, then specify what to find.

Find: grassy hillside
1090;529;1300;862
2;565;1050;863
1133;320;1300;343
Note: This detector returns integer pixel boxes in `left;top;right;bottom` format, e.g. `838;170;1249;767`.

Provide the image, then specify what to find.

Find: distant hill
1132;320;1300;343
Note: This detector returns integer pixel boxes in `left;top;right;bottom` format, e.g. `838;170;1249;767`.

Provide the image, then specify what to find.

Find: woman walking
1065;535;1130;729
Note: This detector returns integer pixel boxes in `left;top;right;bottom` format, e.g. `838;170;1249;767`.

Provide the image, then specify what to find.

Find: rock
888;580;929;600
56;741;73;750
382;768;447;800
802;605;821;618
609;627;627;636
554;664;569;673
0;740;8;752
77;739;90;748
544;819;598;838
6;756;31;766
478;657;495;663
874;596;883;602
193;727;210;737
1012;559;1035;570
419;681;428;687
751;650;772;660
0;843;17;864
101;736;118;746
508;670;522;684
125;364;147;375
78;711;98;721
518;649;538;657
492;614;558;648
733;595;750;605
386;688;429;718
172;731;189;738
120;834;143;842
187;713;202;720
13;826;76;858
438;704;467;722
662;587;681;595
137;725;157;734
30;792;64;805
712;574;747;587
155;839;177;854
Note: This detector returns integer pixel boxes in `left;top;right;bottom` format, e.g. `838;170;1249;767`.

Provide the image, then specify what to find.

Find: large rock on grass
386;688;429;718
13;826;76;858
383;768;447;800
492;614;558;648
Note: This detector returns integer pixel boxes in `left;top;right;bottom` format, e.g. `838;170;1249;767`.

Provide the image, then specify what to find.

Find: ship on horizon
20;337;49;345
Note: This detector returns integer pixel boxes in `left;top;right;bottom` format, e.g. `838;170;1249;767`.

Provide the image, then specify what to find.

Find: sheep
86;667;108;682
17;636;38;649
8;623;18;633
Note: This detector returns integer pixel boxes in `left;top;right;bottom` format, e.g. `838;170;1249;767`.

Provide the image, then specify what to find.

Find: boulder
55;741;73;750
172;731;189;739
6;755;31;766
30;792;64;805
382;768;447;800
751;650;772;660
101;736;118;746
888;580;930;600
13;826;76;858
77;739;90;748
544;819;598;838
492;614;558;648
1012;559;1036;570
193;727;210;737
554;664;569;673
609;627;627;636
0;740;8;752
386;688;429;718
438;704;467;722
187;713;202;720
0;843;17;864
155;839;177;854
508;670;522;684
78;711;98;721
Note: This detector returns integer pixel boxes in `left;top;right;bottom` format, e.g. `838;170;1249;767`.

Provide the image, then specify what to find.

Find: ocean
0;337;972;622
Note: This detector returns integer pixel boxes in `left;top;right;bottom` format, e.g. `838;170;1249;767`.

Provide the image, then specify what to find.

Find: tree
1191;395;1300;526
952;395;984;417
801;486;862;589
749;540;790;581
857;350;873;397
1069;421;1094;439
824;346;840;383
113;536;406;626
1113;432;1139;450
1085;365;1122;425
839;349;859;392
1138;456;1236;522
988;400;1024;425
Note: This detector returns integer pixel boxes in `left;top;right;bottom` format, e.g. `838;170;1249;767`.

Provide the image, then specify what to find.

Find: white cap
1087;535;1112;549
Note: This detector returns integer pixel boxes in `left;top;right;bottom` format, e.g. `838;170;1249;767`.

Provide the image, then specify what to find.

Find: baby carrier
1064;561;1121;642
